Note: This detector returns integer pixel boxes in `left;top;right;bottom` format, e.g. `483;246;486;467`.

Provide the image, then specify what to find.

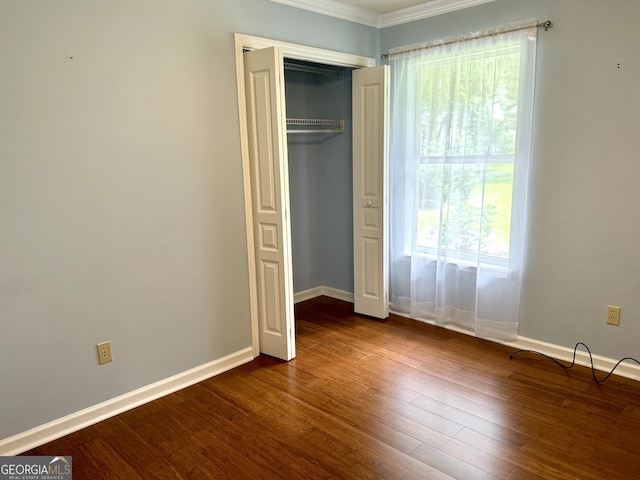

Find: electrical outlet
606;306;621;326
97;341;113;365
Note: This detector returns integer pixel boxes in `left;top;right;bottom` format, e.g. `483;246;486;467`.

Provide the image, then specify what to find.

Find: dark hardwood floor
26;296;640;479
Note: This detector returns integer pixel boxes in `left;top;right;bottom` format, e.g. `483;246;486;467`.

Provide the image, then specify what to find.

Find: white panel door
244;47;295;361
353;66;390;319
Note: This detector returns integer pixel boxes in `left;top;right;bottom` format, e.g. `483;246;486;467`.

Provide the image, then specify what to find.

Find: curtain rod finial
543;20;552;31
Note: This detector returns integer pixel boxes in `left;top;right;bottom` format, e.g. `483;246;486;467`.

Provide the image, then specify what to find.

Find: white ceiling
336;0;440;14
270;0;497;27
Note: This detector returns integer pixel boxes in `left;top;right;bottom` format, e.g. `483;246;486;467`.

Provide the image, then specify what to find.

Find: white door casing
352;66;390;319
243;47;295;361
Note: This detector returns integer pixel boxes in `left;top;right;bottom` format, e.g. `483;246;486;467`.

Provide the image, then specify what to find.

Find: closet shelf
284;62;344;77
286;118;344;134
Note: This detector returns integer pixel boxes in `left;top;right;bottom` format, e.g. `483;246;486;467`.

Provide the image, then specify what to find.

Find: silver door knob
366;200;373;207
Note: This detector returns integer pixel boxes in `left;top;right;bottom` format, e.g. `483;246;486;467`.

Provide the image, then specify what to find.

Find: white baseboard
503;336;640;382
391;308;640;383
0;347;254;456
294;286;324;303
294;286;354;304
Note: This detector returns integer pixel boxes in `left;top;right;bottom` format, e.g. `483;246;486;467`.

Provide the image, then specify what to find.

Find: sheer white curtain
389;20;538;340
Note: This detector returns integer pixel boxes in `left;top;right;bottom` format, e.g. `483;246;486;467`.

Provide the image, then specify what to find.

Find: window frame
400;38;528;273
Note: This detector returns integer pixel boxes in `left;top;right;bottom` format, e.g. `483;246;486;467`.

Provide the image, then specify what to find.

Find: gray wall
382;0;640;361
317;70;355;293
0;0;377;440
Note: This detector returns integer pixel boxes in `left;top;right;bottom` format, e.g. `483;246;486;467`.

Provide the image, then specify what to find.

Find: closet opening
235;33;385;360
283;58;356;305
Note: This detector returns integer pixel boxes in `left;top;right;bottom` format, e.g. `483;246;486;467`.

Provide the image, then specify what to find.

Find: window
415;41;522;267
388;20;538;340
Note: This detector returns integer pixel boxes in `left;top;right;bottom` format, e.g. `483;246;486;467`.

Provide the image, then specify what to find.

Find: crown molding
270;0;497;28
270;0;380;27
380;0;497;27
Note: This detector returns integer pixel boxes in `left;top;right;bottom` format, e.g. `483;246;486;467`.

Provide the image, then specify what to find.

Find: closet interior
284;59;356;297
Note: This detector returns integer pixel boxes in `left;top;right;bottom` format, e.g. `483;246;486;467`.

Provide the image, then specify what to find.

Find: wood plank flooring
25;296;640;479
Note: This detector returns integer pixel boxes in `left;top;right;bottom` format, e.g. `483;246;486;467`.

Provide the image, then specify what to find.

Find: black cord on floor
509;342;640;383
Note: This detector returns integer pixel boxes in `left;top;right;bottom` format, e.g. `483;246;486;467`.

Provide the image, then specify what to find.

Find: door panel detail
260;260;282;333
363;238;380;297
363;208;379;229
363;85;381;198
260;224;279;251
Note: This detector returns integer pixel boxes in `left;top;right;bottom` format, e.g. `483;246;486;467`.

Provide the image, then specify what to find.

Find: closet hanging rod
284;62;344;77
287;129;344;134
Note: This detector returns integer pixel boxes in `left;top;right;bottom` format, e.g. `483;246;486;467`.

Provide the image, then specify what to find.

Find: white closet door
353;65;390;319
243;47;295;360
